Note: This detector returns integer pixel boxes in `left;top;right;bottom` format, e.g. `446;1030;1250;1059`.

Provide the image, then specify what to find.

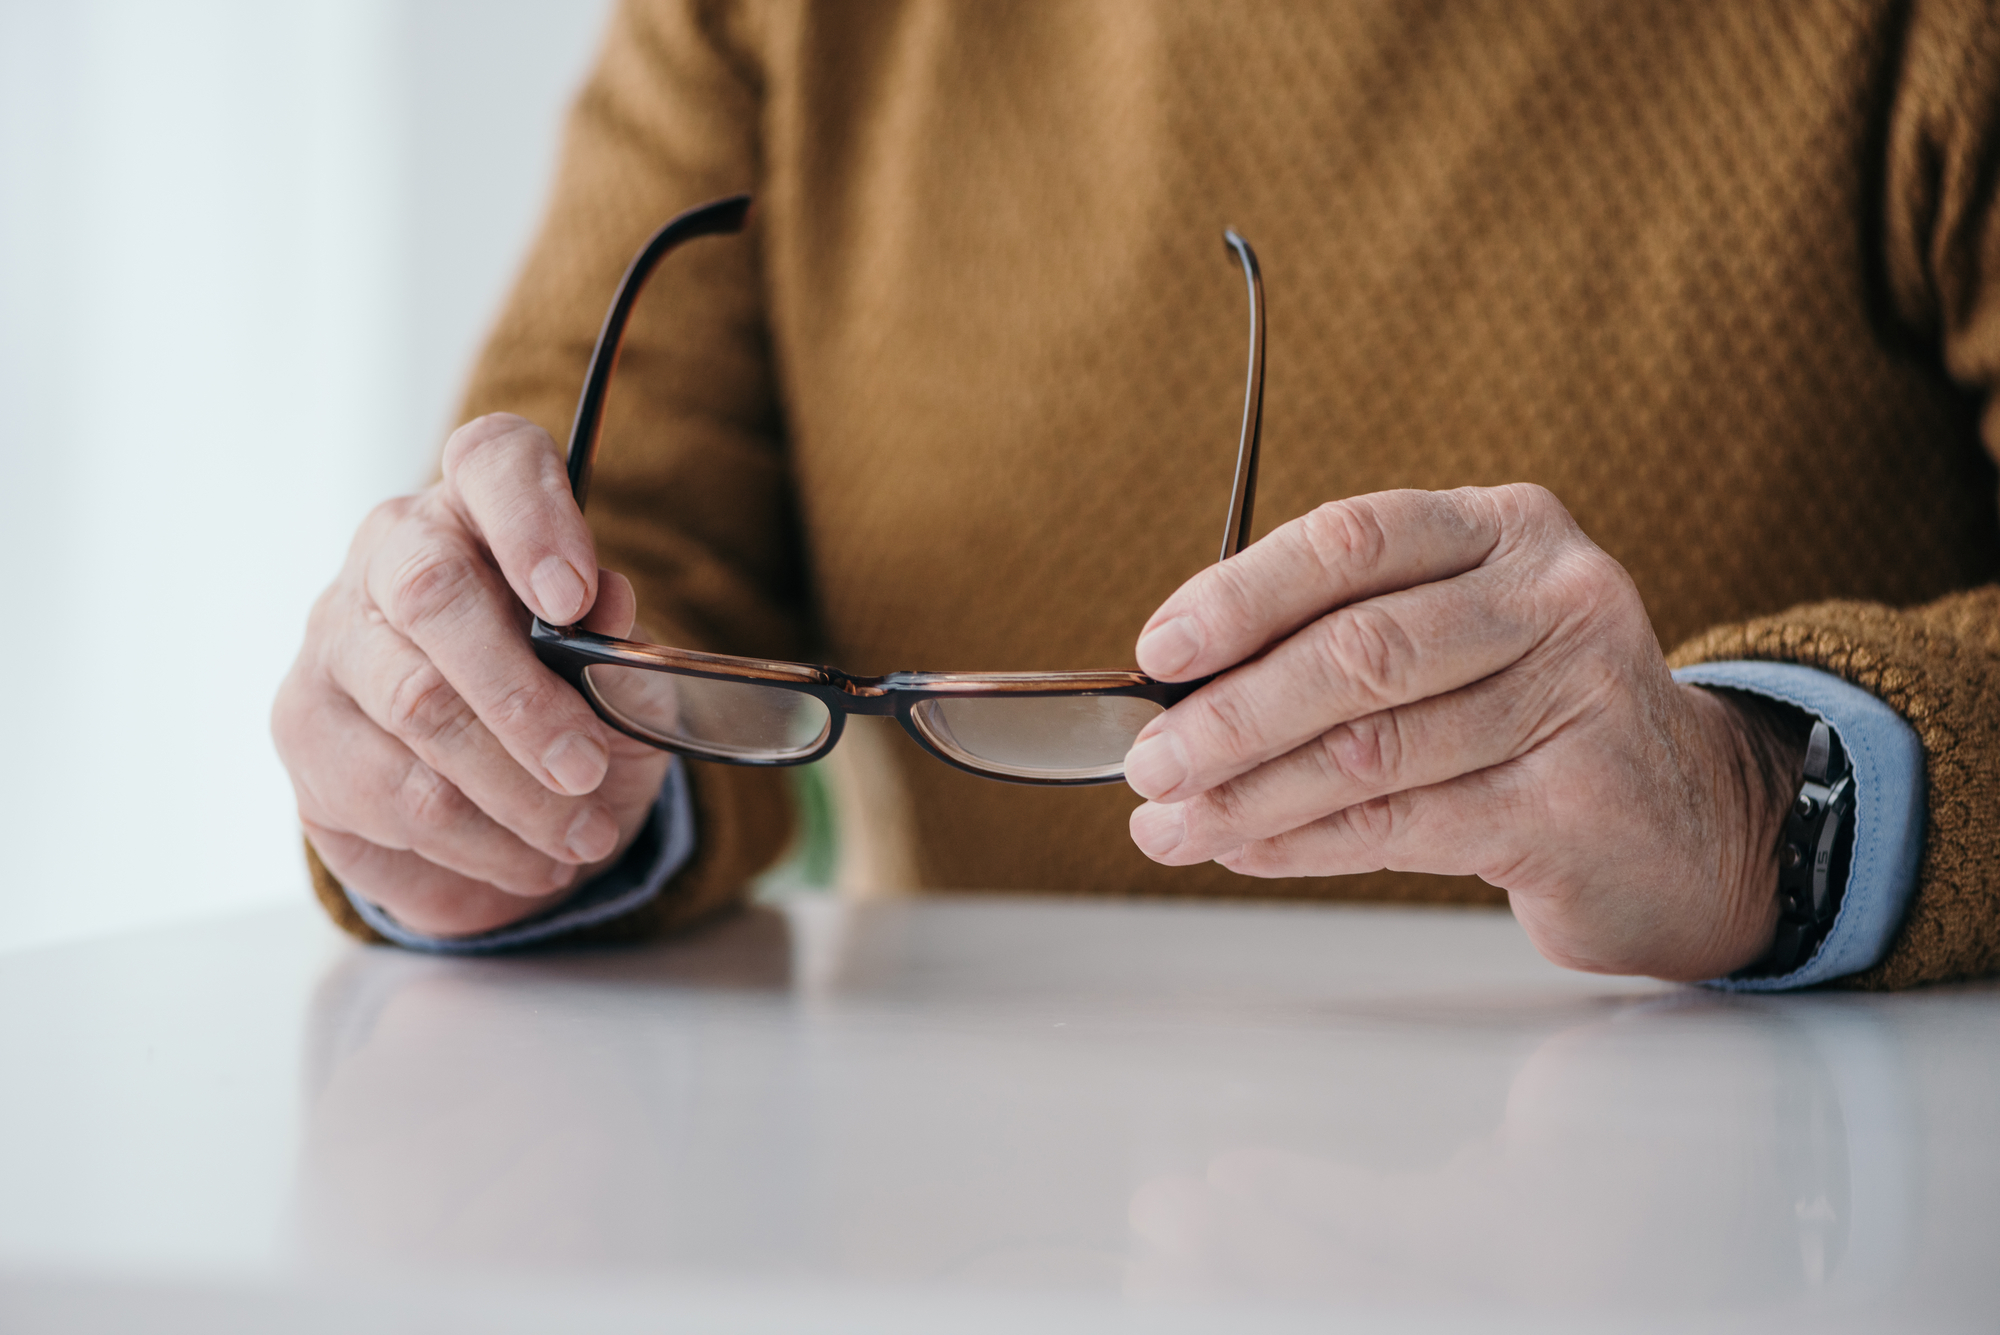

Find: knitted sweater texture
311;0;2000;989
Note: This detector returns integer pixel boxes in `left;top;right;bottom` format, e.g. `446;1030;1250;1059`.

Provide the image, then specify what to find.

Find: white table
1;893;1994;1333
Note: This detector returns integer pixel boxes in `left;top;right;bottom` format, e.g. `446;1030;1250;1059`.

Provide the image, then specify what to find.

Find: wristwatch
1737;718;1855;979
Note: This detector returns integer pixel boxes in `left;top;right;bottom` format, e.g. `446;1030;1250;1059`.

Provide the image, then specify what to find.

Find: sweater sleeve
310;0;798;946
1667;0;2000;990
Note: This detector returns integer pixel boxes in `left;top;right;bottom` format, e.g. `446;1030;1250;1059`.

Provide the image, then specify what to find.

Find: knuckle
385;662;472;747
1317;709;1403;790
357;495;416;545
384;537;485;633
484;671;565;736
1300;498;1390;579
1193;686;1261;760
1315;605;1414;706
1495;481;1566;529
1339;793;1402;849
1543;542;1632;625
392;761;470;836
1500;481;1559;514
1487;482;1574;551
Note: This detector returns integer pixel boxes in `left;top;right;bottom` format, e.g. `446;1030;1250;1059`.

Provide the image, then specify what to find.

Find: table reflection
1124;993;1914;1309
292;897;1918;1315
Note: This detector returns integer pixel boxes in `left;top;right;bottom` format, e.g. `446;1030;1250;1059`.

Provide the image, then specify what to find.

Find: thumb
579;569;639;639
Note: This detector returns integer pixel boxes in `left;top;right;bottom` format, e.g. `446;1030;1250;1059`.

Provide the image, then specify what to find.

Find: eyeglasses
531;194;1265;785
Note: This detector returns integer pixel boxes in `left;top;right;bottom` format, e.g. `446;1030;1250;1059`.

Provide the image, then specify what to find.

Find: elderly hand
1124;485;1803;981
271;414;671;938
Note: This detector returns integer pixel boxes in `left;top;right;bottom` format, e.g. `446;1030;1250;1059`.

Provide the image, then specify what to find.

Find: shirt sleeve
343;760;698;955
1673;661;1925;992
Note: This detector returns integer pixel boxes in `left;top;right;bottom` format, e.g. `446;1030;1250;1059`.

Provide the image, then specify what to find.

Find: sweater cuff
1673;662;1925;991
344;760;697;954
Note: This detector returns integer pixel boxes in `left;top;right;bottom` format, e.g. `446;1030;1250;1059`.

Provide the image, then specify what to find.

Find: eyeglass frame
529;193;1266;785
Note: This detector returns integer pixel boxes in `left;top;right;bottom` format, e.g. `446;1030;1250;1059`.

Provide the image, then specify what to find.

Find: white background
0;0;615;953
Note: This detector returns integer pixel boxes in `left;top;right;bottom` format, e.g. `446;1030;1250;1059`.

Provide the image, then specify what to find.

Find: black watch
1736;718;1855;979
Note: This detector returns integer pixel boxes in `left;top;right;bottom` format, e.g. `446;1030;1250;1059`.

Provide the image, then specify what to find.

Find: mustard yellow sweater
312;0;2000;989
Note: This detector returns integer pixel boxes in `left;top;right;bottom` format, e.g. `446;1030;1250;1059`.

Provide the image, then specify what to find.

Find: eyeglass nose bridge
821;674;899;716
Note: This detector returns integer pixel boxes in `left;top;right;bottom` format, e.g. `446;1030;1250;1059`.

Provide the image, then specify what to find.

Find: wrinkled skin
272;414;670;938
276;423;1795;974
1125;485;1801;981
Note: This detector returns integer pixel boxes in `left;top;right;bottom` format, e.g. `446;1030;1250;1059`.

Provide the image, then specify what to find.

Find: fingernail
531;555;586;624
564;804;619;863
1129;802;1187;860
1137;616;1201;678
1123;730;1189;800
543;732;608;795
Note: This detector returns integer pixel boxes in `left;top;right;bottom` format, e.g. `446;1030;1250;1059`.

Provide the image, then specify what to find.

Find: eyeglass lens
586;661;1164;781
582;664;833;761
909;695;1166;781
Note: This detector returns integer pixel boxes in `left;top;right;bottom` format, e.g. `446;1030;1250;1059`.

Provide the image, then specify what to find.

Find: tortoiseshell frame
530;194;1266;785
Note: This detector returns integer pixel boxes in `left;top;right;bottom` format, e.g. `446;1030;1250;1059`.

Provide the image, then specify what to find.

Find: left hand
1123;485;1803;981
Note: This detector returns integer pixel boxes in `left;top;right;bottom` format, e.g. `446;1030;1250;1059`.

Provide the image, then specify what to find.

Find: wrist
1683;684;1811;975
1711;685;1813;823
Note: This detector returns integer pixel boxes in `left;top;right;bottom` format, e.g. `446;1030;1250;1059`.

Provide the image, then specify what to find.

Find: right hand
272;413;673;938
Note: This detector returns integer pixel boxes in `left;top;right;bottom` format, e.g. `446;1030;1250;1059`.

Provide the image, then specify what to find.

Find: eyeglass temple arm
569;196;1254;555
564;193;755;510
1220;229;1266;563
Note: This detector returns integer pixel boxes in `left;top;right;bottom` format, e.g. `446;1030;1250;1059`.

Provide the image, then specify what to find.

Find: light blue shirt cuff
1673;661;1925;991
345;759;697;954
